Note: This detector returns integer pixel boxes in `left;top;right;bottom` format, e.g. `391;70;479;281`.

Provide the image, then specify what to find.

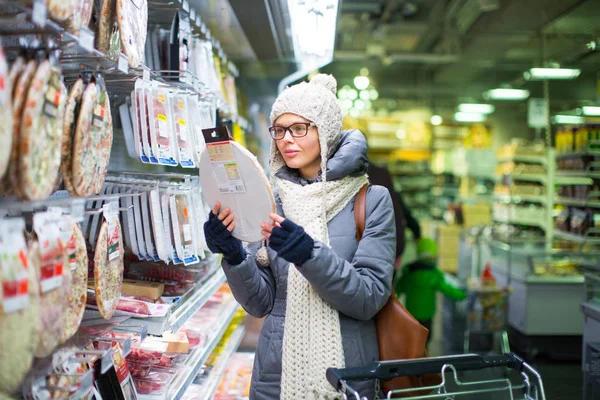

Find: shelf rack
164;300;241;400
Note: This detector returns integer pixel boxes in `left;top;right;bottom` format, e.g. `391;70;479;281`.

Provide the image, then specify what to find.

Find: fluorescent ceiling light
457;103;495;114
581;106;600;116
483;88;530;101
552;115;585;125
524;67;581;81
430;115;443;126
454;112;486;123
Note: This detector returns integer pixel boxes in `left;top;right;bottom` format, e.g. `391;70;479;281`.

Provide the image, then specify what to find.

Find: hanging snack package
172;93;195;168
93;204;124;320
141;82;158;164
150;189;169;263
133;80;150;162
141;190;159;261
170;193;199;266
32;210;72;358
19;56;66;201
148;84;177;166
161;192;176;264
199;126;276;242
60;220;88;343
132;188;148;261
0;218;38;396
0;45;13;181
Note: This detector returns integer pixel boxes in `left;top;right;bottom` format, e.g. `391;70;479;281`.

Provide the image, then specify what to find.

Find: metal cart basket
327;353;545;400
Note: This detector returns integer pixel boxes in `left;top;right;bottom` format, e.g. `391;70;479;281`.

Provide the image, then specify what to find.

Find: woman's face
274;113;321;179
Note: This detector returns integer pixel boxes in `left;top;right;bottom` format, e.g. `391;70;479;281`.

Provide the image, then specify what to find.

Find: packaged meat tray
133;371;174;395
124;262;207;284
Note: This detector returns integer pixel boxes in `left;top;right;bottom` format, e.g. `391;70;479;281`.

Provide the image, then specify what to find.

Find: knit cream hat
269;74;343;183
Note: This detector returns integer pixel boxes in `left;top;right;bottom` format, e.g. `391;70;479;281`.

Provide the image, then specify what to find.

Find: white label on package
206;142;246;193
182;224;192;242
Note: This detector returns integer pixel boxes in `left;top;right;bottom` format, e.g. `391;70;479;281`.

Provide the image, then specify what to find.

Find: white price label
32;0;47;26
195;16;201;28
190;9;196;21
142;66;151;82
182;0;189;11
80;28;95;52
118;53;128;73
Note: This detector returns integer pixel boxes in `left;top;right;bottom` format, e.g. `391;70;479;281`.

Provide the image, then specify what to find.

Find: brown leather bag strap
354;184;369;242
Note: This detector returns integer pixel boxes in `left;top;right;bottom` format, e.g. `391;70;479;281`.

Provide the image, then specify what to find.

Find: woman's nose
282;130;295;142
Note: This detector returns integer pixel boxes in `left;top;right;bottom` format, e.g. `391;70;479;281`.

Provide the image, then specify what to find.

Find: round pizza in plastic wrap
47;0;77;22
19;60;66;201
30;240;72;359
71;81;97;197
97;0;117;54
94;221;124;320
0;46;12;181
61;223;88;343
66;0;94;34
0;241;39;395
93;91;113;195
117;0;148;67
62;77;85;196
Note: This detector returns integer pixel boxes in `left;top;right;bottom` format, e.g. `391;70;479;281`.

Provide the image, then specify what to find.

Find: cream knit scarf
276;173;369;400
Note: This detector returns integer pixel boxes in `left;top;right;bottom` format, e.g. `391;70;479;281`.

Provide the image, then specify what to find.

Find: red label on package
39;239;64;292
1;249;29;313
66;232;77;270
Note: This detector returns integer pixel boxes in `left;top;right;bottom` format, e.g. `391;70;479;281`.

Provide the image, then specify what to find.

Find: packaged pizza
97;0;117;54
47;0;77;23
72;76;112;197
148;85;177;166
32;211;72;358
171;93;195;168
60;222;88;343
61;76;85;195
116;0;148;68
93;205;124;320
19;58;66;201
66;0;94;35
0;46;12;181
0;218;38;395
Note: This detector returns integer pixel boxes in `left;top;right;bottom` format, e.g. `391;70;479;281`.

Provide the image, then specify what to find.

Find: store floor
427;296;584;400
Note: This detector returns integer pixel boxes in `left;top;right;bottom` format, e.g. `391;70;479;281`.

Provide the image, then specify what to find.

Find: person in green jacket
395;237;466;344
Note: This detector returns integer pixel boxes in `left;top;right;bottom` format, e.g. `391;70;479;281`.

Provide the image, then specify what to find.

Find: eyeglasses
269;122;316;140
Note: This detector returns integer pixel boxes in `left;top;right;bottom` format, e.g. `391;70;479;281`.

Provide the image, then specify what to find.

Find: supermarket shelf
555;170;599;185
197;325;247;400
555;197;600;209
166;300;241;400
494;194;546;205
508;174;547;184
493;216;546;230
133;268;226;335
497;155;547;165
581;300;600;322
554;229;600;244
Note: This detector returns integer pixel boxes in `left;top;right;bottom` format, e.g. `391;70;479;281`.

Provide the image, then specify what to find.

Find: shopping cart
464;285;511;354
327;353;545;400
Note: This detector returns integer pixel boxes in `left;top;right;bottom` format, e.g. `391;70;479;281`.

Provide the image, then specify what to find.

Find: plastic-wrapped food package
171;94;195;168
131;188;148;260
93;210;124;320
0;218;39;395
140;191;158;261
66;0;94;34
149;190;168;263
30;214;72;358
141;84;158;163
133;371;174;395
19;59;66;201
149;86;177;166
132;80;150;162
61;77;85;195
0;45;12;181
124;262;206;284
117;0;148;67
61;222;88;343
170;193;199;266
161;193;176;264
93;91;113;194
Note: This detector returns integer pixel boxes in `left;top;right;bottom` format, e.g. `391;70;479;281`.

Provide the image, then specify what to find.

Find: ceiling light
552;115;585;125
454;112;486;123
524;67;581;81
368;88;379;100
581;106;600;116
483;88;530;101
430;115;443;126
457;103;495;114
354;76;370;90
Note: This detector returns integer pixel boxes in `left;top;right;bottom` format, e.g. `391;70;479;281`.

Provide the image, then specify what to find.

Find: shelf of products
212;352;254;400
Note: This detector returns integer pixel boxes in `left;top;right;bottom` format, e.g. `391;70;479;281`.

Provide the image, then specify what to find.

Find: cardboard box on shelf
121;279;165;300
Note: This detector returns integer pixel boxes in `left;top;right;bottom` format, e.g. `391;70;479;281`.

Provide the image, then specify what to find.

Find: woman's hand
261;213;314;266
203;202;245;265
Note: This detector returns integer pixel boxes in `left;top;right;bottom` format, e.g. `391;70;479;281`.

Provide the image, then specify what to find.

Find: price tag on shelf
182;0;190;11
118;53;128;73
32;0;47;27
190;8;196;21
79;28;95;52
195;16;201;28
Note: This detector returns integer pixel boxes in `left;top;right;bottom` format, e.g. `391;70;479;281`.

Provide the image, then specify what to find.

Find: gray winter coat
221;130;396;399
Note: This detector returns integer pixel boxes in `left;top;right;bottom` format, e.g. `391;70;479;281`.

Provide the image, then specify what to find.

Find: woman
203;74;396;400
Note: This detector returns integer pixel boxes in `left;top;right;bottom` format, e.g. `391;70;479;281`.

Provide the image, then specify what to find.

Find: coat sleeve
296;186;396;321
436;271;466;301
221;241;276;318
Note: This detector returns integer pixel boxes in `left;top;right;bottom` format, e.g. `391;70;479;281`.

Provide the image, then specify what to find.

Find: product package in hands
199;126;276;242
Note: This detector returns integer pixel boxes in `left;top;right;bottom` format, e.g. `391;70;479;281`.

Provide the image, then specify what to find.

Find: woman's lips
284;150;300;157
